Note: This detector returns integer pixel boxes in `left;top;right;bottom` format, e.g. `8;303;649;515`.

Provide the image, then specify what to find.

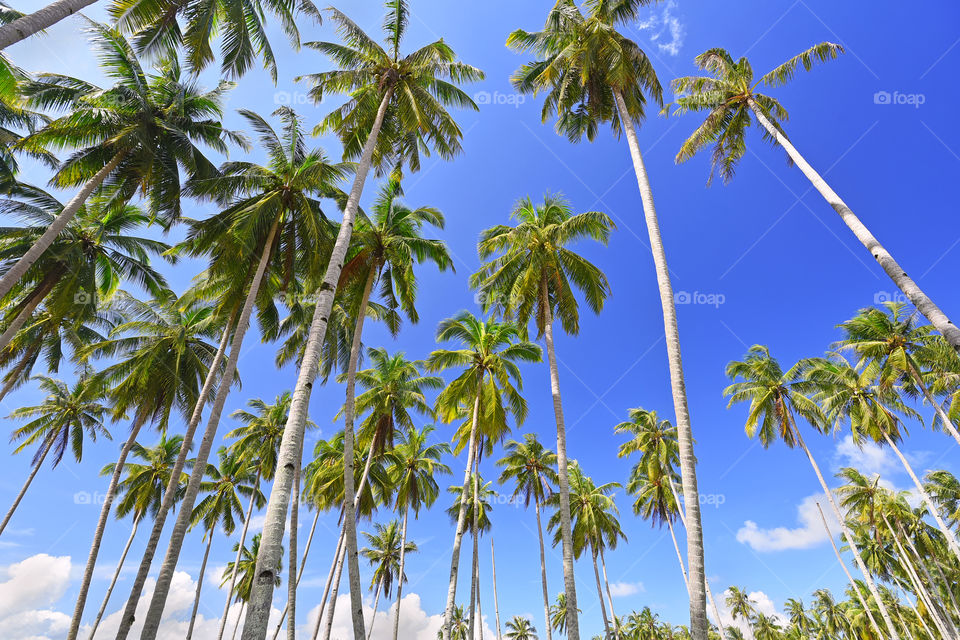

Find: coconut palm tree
1;371;109;537
723;345;900;638
506;616;538;640
68;291;222;640
1;22;241;302
472;193;612;639
725;587;754;627
0;39;55;180
247;3;482;634
446;474;495;639
508;5;708;634
222;533;282;640
497;434;558;640
427;311;541;639
361;519;417;638
437;605;469;640
89;433;187;639
669;43;960;351
389;424;451;640
549;593;577;637
926;469;960;527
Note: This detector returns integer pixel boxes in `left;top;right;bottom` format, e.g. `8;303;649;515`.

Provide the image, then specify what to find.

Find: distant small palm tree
361;519;417;639
505;616;538;640
221;533;281;640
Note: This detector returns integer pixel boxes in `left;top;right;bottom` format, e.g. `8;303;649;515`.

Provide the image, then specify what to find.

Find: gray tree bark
534;502;553;640
0;439;50;538
0;0;98;49
490;539;501;640
218;471;263;640
186;531;214;640
87;518;138;639
391;506;410;640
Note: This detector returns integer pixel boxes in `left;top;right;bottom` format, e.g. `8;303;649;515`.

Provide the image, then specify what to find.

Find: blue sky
1;0;959;638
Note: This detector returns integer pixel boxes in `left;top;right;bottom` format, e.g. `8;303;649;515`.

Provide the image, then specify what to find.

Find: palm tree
0;22;240;302
89;433;187;638
670;43;960;351
926;469;960;527
222;533;282;640
389;424;451;640
725;587;754;627
361;519;417;638
446;474;495;639
506;616;538;640
437;605;469;640
497;434;558;640
1;371;109;537
723;345;900;638
427;311;541;639
68;291;222;640
549;593;577;637
472;193;613;640
134;107;347;640
247;3;483;634
508;6;709;635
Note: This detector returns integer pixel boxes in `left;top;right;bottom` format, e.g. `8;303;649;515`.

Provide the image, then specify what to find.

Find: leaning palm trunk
534;502;553;640
591;549;612;638
0;0;98;49
392;507;410;640
217;470;263;640
540;280;580;640
186;531;215;640
138;221;281;640
748;100;960;351
815;502;884;639
87;518;138;639
613;89;708;640
241;87;394;640
0;151;124;301
0;346;39;405
0;270;61;355
311;530;345;640
793;428;900;639
886;520;952;639
598;547;618;639
286;461;300;640
66;412;147;640
272;510;321;640
491;539;502;640
114;314;234;639
0;440;51;538
667;518;690;590
898;585;935;640
232;601;246;640
902;521;960;620
907;361;960;447
442;389;482;640
320;542;347;640
367;577;383;639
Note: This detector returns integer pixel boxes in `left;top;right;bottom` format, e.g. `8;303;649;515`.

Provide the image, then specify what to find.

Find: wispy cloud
608;581;645;597
636;0;686;57
736;493;839;552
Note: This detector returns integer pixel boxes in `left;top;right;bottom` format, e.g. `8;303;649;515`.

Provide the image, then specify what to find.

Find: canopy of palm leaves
221;532;281;602
192;447;263;536
102;433;189;522
361;518;417;597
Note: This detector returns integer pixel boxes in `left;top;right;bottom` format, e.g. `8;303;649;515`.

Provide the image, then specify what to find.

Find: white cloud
736;493;840;552
636;0;686;56
716;588;786;636
0;554;72;640
608;581;645;597
835;435;899;476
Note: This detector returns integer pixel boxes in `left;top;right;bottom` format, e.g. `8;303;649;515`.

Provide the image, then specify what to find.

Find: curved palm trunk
272;510;321;640
186;531;215;640
241;87;394;640
598;547;618;639
442;389;481;640
541;286;580;640
0;269;61;355
0;440;50;538
218;471;263;640
286;462;300;640
793;429;900;639
534;502;553;640
815;502;884;639
613;89;708;640
310;530;345;640
0;151;123;301
490;539;502;640
889;528;951;639
367;577;383;639
392;506;410;640
320;542;347;640
66;412;147;640
748;100;960;351
138;220;280;640
87;518;138;639
591;549;611;638
907;362;960;447
114;313;234;639
0;0;98;49
0;346;40;405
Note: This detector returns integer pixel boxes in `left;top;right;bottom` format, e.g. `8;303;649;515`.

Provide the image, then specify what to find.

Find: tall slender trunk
881;432;960;560
540;281;580;640
534;502;553;640
114;312;235;639
469;455;481;640
320;542;347;640
87;518;138;639
66;412;147;640
0;0;99;49
0;269;61;355
367;577;383;640
888;525;951;639
311;530;345;640
0;151;123;301
793;429;899;638
392;506;410;640
475;544;484;640
286;460;300;640
0;346;39;405
748;99;960;351
272;510;321;640
241;86;394;640
0;440;50;537
598;547;618;638
815;502;884;639
186;531;215;640
218;471;263;640
613;89;707;640
907;362;960;447
667;518;690;590
442;388;482;640
232;602;246;640
138;220;280;640
904;524;960;620
490;539;502;640
899;585;935;640
893;603;918;640
591;550;611;639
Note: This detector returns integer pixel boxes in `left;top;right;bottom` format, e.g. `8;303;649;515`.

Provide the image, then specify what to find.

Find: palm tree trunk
0;346;39;405
0;269;61;355
232;601;246;640
367;577;383;640
0;440;50;538
534;502;553;640
490;539;502;640
889;527;951;639
114;311;235;639
469;454;481;640
613;89;708;640
87;518;138;639
793;428;899;639
540;280;580;640
442;388;482;640
815;502;884;639
186;531;215;640
899;585;935;640
475;547;484;640
591;550;611;638
286;461;300;640
907;527;960;620
667;518;690;591
218;471;264;640
907;362;960;447
392;506;410;640
138;220;280;640
320;541;347;640
881;431;960;559
747;99;960;351
0;150;123;301
0;0;98;49
598;547;618;638
241;86;394;640
66;412;147;640
311;529;345;640
272;510;321;640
